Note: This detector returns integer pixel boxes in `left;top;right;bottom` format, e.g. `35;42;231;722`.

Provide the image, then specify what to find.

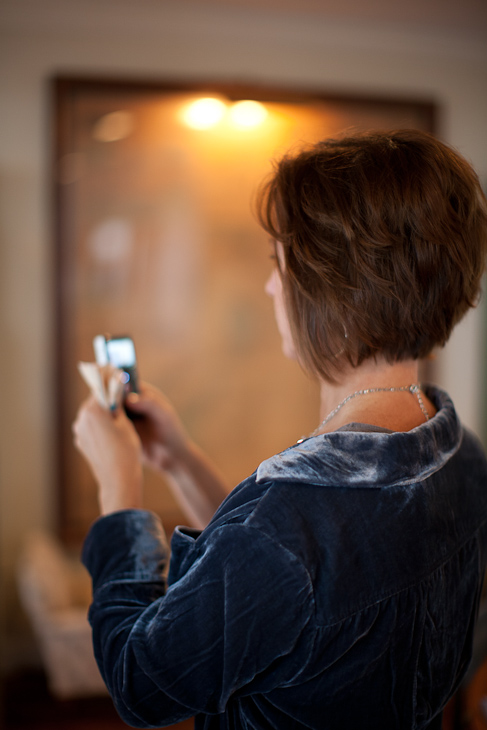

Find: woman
74;129;487;729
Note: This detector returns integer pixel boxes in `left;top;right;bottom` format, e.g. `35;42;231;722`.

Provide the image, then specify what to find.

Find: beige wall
1;0;487;667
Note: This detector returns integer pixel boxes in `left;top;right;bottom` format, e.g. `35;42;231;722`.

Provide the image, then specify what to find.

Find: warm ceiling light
229;100;268;128
182;98;227;130
92;111;134;142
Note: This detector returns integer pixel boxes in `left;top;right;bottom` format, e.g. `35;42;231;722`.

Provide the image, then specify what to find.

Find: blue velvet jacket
83;387;487;729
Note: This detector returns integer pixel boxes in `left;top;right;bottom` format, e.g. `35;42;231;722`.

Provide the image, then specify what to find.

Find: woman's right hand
125;381;229;528
124;382;190;474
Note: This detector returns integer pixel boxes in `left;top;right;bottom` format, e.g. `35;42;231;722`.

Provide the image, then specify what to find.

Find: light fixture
181;98;227;130
229;100;268;129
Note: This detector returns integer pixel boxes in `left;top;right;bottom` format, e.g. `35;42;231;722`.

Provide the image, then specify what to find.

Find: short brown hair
257;129;487;382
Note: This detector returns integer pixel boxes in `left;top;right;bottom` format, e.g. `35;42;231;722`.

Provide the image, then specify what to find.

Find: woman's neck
317;358;435;434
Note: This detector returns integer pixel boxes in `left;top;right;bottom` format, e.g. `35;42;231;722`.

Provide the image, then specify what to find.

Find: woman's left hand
73;396;144;515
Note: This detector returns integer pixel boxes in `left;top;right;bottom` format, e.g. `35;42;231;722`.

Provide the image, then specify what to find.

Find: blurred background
1;0;486;727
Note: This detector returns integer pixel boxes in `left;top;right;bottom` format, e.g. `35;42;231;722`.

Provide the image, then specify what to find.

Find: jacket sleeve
82;509;314;728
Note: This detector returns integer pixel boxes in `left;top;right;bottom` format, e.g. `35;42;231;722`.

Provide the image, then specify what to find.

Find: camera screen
106;338;137;368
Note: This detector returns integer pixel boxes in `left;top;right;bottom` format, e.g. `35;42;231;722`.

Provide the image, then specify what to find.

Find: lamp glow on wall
181;97;268;131
92;110;135;141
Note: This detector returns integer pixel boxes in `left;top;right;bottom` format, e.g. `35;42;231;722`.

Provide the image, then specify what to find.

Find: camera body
93;334;139;394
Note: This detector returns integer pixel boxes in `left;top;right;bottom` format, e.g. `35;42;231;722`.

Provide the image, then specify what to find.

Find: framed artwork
53;77;436;543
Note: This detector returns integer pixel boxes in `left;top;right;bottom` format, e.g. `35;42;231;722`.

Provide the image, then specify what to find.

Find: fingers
126;381;167;408
74;395;109;431
73;395;96;445
72;396;127;456
124;384;175;427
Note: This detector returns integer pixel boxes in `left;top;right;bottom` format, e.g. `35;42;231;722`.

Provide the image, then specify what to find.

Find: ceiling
183;0;487;37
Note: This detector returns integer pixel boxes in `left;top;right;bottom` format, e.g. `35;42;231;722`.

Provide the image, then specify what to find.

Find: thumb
124;390;159;419
125;391;142;408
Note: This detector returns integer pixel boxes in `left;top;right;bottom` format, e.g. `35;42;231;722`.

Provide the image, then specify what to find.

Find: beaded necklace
307;383;429;439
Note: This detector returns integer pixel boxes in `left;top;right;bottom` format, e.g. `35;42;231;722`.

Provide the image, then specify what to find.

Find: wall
1;0;487;666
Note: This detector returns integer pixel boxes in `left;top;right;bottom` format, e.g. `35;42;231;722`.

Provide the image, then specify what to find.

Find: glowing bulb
229;100;268;128
182;98;227;130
